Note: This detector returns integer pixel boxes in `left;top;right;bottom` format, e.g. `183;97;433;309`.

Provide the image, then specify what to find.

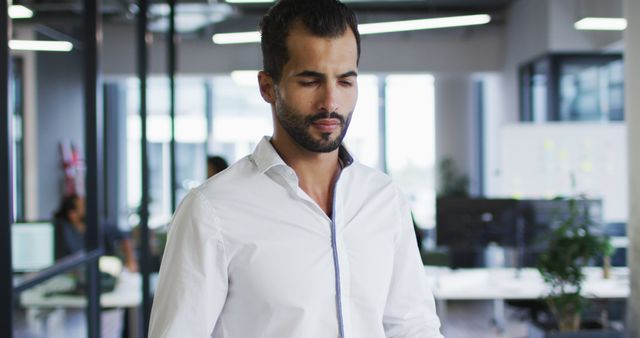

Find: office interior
2;0;639;337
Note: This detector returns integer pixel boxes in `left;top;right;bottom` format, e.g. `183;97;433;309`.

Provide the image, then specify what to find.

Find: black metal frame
1;0;14;336
169;0;177;212
83;0;104;336
137;0;152;336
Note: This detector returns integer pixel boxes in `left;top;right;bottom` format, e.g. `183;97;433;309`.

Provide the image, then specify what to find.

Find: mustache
306;112;345;125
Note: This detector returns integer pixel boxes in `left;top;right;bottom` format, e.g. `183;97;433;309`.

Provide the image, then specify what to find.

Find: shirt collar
251;136;355;174
251;136;288;174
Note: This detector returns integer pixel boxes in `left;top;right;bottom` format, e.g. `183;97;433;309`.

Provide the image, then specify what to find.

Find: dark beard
275;96;352;153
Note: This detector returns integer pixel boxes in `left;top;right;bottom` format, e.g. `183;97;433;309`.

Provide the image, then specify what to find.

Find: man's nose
318;84;339;113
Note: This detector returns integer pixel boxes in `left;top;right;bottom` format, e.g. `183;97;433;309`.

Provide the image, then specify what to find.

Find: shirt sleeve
383;191;444;338
148;189;228;338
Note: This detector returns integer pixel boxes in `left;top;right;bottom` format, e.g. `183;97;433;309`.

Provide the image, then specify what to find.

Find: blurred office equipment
436;198;520;268
436;198;604;269
11;222;54;273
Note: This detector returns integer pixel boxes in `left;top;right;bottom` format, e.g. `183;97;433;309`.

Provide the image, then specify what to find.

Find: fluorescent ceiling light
574;17;627;31
213;31;261;44
9;40;74;52
226;0;273;3
359;14;491;34
212;14;491;44
9;5;34;19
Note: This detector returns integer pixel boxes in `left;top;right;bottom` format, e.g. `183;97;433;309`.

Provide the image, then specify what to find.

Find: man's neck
270;135;342;215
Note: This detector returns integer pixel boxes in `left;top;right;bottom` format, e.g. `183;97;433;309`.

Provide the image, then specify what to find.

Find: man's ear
258;71;276;104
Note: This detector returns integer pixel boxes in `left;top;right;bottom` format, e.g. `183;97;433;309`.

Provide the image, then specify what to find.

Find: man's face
263;22;359;153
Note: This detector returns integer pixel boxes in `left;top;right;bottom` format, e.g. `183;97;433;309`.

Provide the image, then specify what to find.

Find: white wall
434;74;475;192
548;0;623;52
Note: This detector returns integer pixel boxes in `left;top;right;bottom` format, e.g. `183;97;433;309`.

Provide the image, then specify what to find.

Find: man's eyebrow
294;70;324;78
338;71;358;78
293;70;358;79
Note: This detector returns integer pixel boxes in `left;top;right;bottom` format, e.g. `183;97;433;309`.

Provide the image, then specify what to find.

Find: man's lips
312;118;341;132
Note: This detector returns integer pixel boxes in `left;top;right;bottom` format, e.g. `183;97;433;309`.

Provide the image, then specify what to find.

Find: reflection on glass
531;60;549;122
559;59;624;121
11;57;24;220
532;74;547;122
385;75;436;230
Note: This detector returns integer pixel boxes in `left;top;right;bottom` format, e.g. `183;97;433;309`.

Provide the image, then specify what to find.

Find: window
385;75;436;230
344;74;381;169
208;74;271;163
126;77;207;229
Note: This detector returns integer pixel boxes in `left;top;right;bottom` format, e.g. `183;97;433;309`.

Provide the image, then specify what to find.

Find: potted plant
438;157;469;198
530;196;619;338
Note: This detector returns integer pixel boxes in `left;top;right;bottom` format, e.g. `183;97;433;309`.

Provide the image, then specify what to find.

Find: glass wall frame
519;53;623;122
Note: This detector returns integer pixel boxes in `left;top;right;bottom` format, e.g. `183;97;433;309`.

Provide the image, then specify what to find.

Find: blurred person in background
54;193;138;272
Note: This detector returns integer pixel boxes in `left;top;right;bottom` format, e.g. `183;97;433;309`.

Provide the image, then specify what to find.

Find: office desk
20;270;142;338
425;267;629;332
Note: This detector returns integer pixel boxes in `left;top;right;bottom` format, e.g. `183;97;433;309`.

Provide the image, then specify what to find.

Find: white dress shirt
149;137;443;338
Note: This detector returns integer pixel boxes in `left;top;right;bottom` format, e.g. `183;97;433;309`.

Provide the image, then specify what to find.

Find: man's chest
220;205;398;308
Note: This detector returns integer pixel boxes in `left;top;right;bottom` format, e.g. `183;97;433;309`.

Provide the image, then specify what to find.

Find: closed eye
339;80;354;87
299;80;320;87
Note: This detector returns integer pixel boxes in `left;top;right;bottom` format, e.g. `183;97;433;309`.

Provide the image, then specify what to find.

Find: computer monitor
436;198;521;268
518;199;603;266
12;222;55;272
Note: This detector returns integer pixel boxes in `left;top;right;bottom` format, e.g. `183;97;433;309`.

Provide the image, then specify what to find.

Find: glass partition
519;53;623;122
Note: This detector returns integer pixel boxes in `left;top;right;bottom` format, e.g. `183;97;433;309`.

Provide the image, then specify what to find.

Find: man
148;0;443;337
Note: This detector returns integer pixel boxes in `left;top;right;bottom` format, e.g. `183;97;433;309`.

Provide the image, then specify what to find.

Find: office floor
443;300;530;338
13;301;530;338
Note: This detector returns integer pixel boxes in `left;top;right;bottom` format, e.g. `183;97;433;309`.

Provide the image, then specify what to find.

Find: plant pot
528;323;623;338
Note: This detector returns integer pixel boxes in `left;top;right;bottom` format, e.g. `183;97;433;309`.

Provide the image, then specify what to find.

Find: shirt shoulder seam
192;188;230;266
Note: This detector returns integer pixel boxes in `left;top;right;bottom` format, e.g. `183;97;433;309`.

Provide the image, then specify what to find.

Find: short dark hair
207;155;229;176
259;0;360;83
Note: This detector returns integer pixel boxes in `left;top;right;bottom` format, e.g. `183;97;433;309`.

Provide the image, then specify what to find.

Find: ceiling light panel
9;40;73;52
212;14;492;44
574;17;627;31
9;5;34;19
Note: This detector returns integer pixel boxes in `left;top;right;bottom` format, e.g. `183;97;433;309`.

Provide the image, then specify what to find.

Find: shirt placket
330;176;347;338
332;180;352;338
280;166;349;338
